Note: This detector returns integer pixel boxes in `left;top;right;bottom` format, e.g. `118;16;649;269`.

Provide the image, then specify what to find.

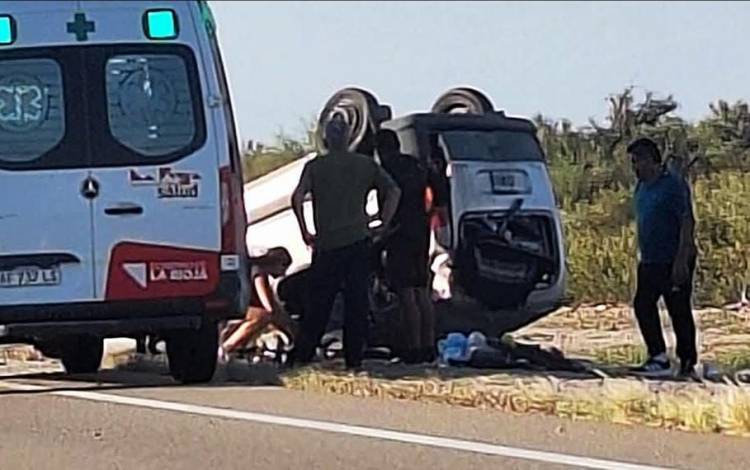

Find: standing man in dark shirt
376;129;438;364
290;117;401;369
628;137;698;378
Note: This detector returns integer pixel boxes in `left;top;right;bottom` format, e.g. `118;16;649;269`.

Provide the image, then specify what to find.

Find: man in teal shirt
629;137;698;378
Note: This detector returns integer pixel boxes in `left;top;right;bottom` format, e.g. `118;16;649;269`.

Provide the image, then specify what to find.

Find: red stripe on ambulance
105;242;220;300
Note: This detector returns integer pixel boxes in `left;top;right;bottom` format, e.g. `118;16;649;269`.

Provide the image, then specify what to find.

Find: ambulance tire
166;321;218;384
59;335;103;374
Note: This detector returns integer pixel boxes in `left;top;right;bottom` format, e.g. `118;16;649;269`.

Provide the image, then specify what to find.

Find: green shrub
561;171;750;306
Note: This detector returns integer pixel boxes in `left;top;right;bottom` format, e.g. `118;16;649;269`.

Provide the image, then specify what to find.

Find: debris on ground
436;331;588;373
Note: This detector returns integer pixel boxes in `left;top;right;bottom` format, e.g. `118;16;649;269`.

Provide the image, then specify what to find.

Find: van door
0;47;96;306
438;129;556;239
89;44;222;301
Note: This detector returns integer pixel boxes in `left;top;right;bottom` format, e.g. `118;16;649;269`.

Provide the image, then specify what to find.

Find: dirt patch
514;305;750;374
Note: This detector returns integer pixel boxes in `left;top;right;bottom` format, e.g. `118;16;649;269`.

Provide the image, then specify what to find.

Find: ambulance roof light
143;9;179;40
0;15;17;45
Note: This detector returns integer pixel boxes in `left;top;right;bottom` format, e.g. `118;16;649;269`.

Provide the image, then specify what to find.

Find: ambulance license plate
0;267;61;288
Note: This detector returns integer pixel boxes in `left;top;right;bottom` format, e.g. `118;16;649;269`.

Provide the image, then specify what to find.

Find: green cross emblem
67;13;95;42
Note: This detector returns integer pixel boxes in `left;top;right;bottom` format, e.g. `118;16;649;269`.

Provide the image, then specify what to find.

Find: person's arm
671;180;694;286
373;165;400;229
291;163;315;246
253;275;278;313
426;162;449;214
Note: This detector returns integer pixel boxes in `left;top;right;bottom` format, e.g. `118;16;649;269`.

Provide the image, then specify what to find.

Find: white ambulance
0;1;249;383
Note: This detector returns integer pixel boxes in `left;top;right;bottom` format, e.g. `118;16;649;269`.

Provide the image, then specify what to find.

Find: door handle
104;204;144;216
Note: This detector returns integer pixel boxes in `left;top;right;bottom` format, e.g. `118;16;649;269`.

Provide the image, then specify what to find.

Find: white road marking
0;380;669;470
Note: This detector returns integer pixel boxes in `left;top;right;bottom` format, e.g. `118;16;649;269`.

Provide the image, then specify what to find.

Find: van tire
431;87;495;115
166;321;218;384
317;87;391;154
60;336;103;374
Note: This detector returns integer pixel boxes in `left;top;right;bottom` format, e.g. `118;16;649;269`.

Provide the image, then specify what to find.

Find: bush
561;171;750;306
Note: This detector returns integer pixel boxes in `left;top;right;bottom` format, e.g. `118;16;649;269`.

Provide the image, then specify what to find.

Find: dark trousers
293;239;370;367
633;257;697;366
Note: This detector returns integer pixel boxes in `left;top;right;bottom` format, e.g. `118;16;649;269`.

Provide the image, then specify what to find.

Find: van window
442;130;544;162
0;44;205;171
105;53;197;157
0;58;65;163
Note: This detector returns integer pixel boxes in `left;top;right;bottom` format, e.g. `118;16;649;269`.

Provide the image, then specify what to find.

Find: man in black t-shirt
376;129;438;364
290;118;400;369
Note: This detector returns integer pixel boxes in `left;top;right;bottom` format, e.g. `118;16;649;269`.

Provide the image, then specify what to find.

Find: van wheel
317;87;391;154
166;321;218;384
60;336;103;374
431;87;495;115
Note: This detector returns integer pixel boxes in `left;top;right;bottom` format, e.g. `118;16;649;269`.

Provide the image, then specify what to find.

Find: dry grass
280;362;750;437
279;304;750;437
0;344;44;363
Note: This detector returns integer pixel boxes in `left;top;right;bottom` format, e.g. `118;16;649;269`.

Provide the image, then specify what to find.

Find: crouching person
218;247;294;362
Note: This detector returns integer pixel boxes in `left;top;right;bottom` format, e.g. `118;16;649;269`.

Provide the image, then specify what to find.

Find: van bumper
0;316;202;341
0;272;245;342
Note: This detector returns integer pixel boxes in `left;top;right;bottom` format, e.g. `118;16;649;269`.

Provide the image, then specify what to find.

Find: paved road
0;368;748;470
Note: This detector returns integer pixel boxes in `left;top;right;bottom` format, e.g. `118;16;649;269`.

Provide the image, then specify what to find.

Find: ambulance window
105;53;196;157
0;59;65;163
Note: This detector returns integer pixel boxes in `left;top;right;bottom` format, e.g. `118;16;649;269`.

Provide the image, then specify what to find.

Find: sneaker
678;361;700;381
217;346;230;365
630;354;672;378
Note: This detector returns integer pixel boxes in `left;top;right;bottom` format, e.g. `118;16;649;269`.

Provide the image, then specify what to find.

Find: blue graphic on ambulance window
106;54;196;157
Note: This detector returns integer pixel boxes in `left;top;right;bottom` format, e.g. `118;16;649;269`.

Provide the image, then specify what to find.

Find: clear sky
209;1;750;145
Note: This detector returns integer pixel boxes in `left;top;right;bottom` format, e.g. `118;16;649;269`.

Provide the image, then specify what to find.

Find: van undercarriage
0;271;244;382
454;210;560;310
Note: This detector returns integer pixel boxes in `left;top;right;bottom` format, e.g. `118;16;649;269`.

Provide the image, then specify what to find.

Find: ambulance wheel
166;321;218;384
60;335;103;374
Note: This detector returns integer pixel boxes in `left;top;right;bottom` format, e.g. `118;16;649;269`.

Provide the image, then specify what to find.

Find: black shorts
385;231;430;289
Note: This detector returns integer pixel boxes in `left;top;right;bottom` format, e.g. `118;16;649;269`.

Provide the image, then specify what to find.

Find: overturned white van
246;87;567;348
0;1;249;382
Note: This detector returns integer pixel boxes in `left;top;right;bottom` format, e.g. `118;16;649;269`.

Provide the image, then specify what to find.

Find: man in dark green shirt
290;116;401;368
